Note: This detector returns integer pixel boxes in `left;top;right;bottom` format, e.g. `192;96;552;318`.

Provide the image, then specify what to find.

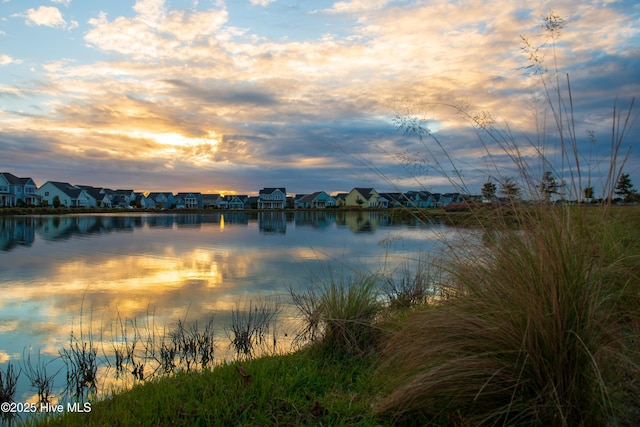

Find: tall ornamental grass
375;13;639;426
376;205;639;425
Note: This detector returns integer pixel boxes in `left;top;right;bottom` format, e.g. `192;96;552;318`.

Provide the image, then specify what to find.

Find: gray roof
259;187;286;195
353;187;376;200
46;181;83;198
1;172;35;186
298;191;327;203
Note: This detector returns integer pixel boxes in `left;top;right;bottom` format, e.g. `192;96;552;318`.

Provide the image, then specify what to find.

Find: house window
45;191;50;196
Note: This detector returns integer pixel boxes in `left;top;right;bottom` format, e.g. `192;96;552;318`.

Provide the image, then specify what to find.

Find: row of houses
300;188;476;209
1;172;476;210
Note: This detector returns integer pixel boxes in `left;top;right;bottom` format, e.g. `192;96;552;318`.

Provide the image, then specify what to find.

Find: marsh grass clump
291;273;383;355
0;363;19;404
22;348;58;405
170;317;216;371
320;274;382;355
60;334;98;401
381;254;448;310
228;297;281;358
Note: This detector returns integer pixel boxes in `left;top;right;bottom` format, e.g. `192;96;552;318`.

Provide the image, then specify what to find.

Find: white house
36;182;96;207
77;185;113;208
257;188;287;209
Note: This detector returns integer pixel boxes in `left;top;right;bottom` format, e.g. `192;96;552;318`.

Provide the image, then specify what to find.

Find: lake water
0;212;455;416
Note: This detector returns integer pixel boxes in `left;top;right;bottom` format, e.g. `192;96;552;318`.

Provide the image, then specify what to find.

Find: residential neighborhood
1;171;480;210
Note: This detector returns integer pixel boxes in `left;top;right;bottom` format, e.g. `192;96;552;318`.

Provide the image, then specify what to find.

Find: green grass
35;346;385;427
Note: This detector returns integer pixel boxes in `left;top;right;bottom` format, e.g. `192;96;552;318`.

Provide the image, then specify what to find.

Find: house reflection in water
0;211;426;253
336;211;382;233
0;216;36;251
294;211;337;230
258;211;287;234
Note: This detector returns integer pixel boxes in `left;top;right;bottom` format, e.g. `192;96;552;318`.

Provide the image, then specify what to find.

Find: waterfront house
173;195;185;209
333;193;348;207
148;192;175;209
134;192;155;209
77;185;114;208
223;195;246;209
246;196;258;209
257;188;286;209
109;190;136;208
202;194;222;208
296;191;336;209
345;188;384;208
378;192;404;208
175;192;203;209
0;172;40;207
293;194;306;209
403;190;436;208
437;192;464;207
36;182;96;207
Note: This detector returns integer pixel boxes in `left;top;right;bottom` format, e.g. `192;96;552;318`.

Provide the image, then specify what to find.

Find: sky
1;0;639;197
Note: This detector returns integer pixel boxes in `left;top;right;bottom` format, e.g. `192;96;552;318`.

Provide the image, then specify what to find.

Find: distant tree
583;186;594;203
498;177;520;201
614;173;637;203
52;195;61;208
538;171;559;201
481;181;496;201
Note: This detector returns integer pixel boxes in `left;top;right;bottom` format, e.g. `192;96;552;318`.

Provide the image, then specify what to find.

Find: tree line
480;172;638;203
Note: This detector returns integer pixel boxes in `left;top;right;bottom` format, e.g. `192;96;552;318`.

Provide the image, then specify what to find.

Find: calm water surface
0;212;455;411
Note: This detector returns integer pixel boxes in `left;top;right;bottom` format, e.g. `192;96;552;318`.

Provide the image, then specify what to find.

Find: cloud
0;54;22;66
250;0;276;6
25;6;66;27
85;4;229;60
51;0;71;6
133;0;165;27
2;0;639;194
325;0;392;14
164;79;278;107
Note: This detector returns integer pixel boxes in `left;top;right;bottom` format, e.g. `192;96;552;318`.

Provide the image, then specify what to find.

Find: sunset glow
0;0;638;194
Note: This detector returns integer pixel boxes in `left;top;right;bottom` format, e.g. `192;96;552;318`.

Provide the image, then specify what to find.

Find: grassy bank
29;205;639;426
34;346;383;427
